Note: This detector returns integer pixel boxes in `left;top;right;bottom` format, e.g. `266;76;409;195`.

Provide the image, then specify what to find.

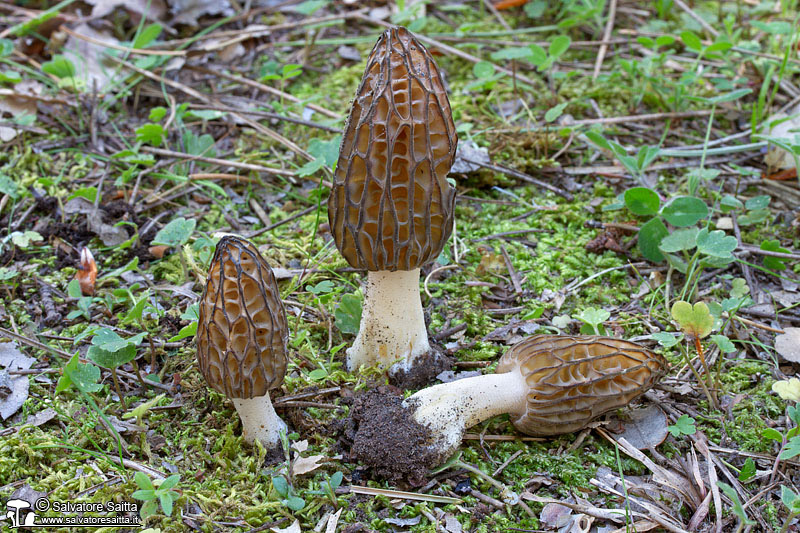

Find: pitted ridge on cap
496;335;667;436
196;235;288;399
329;26;458;271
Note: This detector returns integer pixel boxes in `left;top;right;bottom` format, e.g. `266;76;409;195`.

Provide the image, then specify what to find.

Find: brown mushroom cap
196;235;288;399
329;26;458;271
496;335;667;436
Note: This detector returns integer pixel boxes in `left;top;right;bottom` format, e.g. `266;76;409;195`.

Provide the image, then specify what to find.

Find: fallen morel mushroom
328;26;458;372
196;235;289;447
404;335;667;462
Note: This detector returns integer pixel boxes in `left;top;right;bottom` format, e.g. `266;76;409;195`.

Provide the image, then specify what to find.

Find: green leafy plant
667;414;696;437
87;328;146;406
307;471;344;508
271;475;305;511
334;292;362;335
585;131;660;187
152;217;196;281
670;300;717;408
132;472;181;519
575;307;609;335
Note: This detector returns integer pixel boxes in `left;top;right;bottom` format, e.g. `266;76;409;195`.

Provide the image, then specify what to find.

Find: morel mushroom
405;335;667;460
328;26;458;372
196;235;289;446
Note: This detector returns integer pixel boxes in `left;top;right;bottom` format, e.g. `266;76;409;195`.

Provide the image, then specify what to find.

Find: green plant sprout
670;300;718;408
151;217;196;282
132;472;181;519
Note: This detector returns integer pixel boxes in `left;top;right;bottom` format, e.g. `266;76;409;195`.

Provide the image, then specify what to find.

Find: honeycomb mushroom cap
196;235;288;399
496;335;667;436
329;26;458;271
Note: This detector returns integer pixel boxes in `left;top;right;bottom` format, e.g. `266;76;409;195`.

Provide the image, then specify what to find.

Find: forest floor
1;1;800;532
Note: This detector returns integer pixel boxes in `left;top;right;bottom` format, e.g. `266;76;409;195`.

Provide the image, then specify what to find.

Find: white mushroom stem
232;395;287;447
346;269;430;371
403;370;528;456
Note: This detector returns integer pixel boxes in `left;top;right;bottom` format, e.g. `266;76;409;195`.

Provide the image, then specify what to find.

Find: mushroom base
403;370;528;458
346;269;431;372
232;395;287;447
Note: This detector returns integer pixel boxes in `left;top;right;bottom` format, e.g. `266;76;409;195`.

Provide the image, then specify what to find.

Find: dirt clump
343;389;441;485
389;346;452;390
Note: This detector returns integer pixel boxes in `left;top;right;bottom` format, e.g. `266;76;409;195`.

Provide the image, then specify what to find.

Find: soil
388;345;452;390
343;389;441;485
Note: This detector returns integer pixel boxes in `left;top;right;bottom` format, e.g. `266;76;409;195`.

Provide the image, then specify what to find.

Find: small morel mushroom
196;235;289;447
404;335;667;462
328;26;458;372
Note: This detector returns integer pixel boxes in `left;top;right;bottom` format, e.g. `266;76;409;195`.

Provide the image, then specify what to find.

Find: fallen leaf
325;509;342;533
613;405;669;450
87;211;130;246
0;80;41;142
62;24;123;93
271;519;301;533
384;516;421;526
291;454;324;476
763;109;800;170
85;0;166;19
452;140;491;174
776;328;800;362
291;440;309;453
149;245;169;259
772;378;800;402
171;0;234;25
540;502;573;528
0;342;34;420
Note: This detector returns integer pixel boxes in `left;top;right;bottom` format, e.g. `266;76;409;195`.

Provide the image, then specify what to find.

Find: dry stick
593;0;617;80
188;66;339;119
139;146;295;176
189;103;341;133
673;0;719;37
245;205;318;238
60;25;185;56
737;246;800;261
360;14;539;87
460;158;574;200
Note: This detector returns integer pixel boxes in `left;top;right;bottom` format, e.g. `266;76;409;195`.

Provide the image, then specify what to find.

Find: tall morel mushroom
196;235;289;446
329;26;458;372
404;335;667;462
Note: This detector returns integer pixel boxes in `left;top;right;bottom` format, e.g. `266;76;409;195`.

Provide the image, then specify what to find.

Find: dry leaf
171;0;233;26
291;454;324;476
775;328;800;362
291;439;309;453
613;405;669;450
75;248;97;296
271;520;301;533
62;24;122;93
0;342;34;420
324;508;342;533
764;109;800;170
773;378;800;402
0;80;41;142
85;0;166;19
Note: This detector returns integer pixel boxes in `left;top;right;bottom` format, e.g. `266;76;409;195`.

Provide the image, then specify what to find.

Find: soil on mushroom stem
388;346;452;390
343;389;441;485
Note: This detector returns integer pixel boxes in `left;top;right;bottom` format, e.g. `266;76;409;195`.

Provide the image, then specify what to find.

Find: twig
593;0;617;80
245;205;318;238
139;146;295;176
673;0;719;37
461;158;574;200
188;66;339;119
